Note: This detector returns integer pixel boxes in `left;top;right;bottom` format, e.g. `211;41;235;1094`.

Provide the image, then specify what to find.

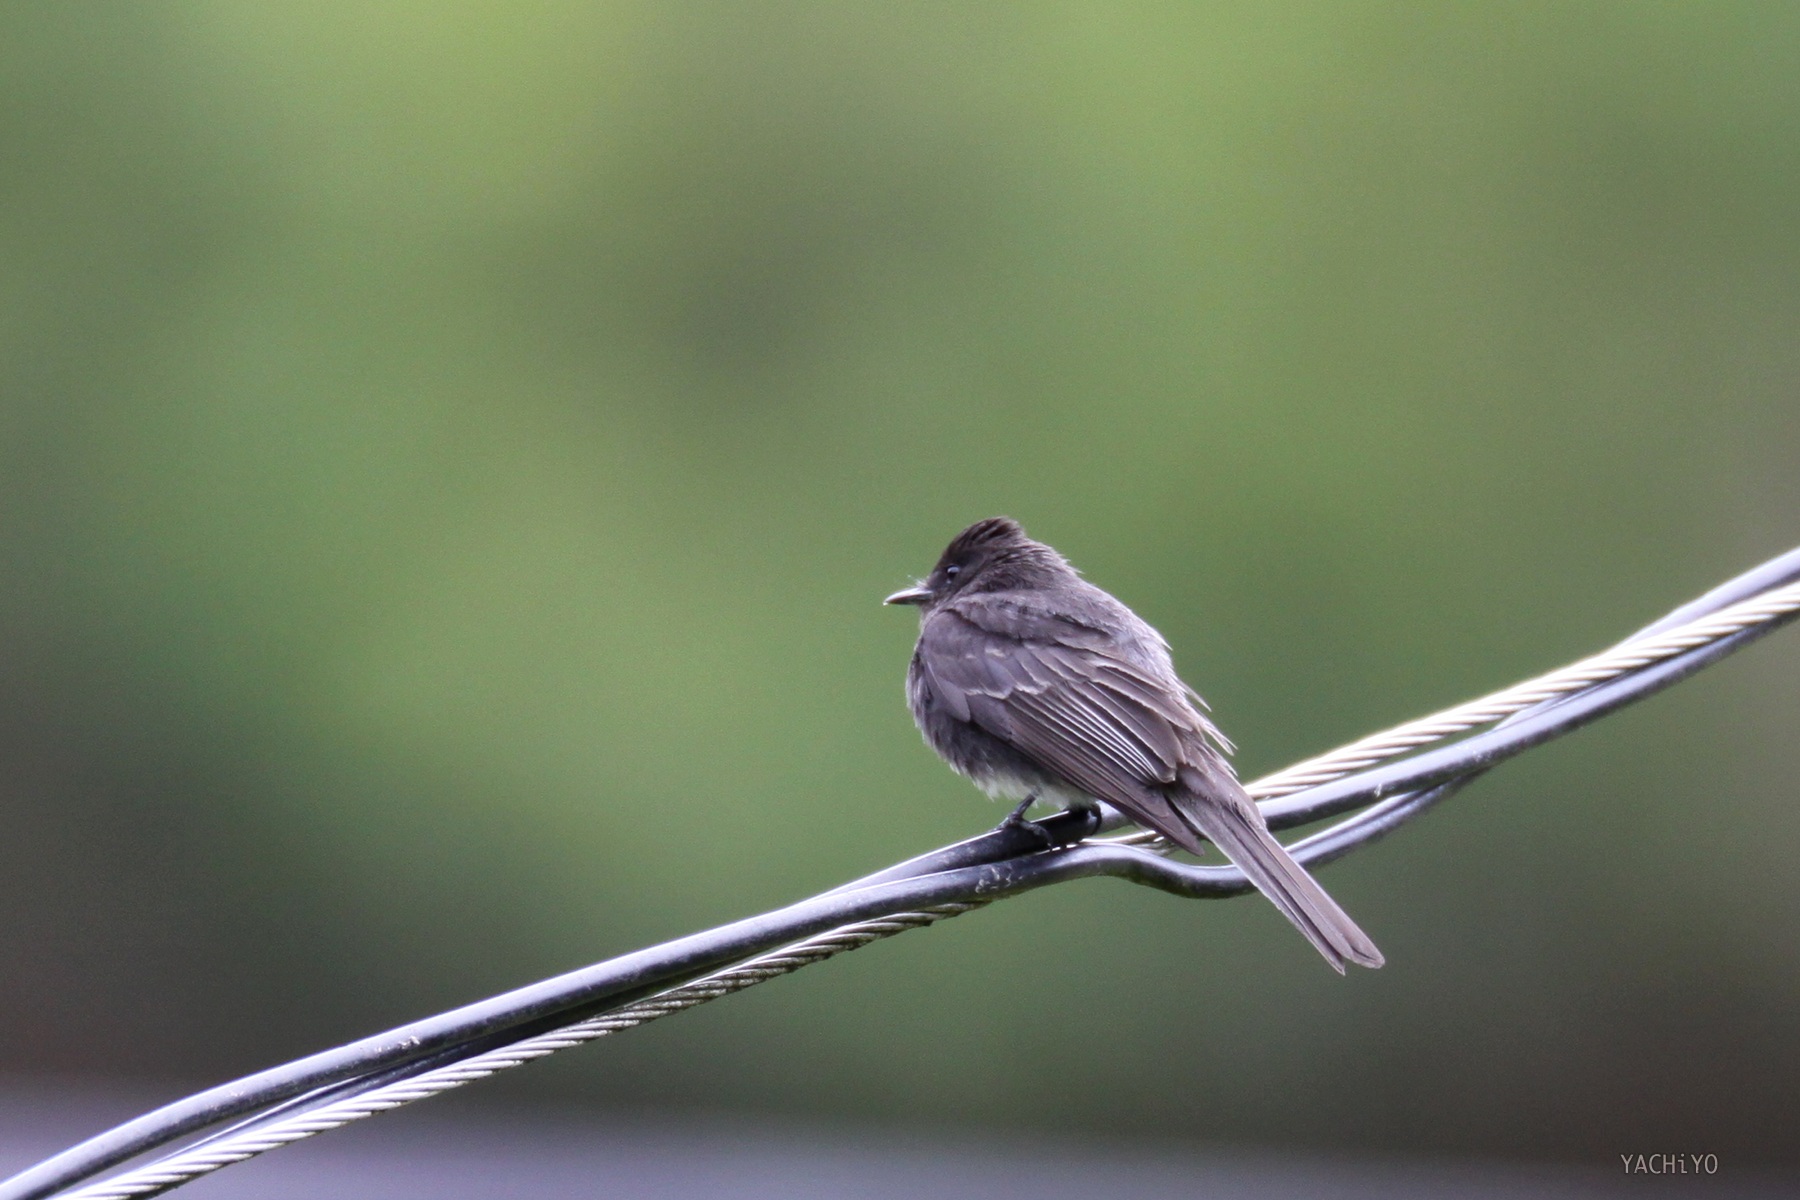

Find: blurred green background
3;0;1798;1172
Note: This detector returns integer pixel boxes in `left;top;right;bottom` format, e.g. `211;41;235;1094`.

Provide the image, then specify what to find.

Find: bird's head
885;517;1072;610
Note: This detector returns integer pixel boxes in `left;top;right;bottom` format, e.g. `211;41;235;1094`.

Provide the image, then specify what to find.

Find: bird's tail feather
1174;783;1384;974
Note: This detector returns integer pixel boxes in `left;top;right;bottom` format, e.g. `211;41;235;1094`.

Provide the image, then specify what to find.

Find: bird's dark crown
943;516;1030;559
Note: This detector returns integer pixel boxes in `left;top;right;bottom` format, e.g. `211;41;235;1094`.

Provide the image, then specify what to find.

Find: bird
885;516;1383;973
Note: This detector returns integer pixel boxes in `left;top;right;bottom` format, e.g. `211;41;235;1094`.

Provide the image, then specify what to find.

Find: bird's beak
884;585;931;606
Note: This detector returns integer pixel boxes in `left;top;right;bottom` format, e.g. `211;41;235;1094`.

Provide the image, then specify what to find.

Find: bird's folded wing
921;604;1227;836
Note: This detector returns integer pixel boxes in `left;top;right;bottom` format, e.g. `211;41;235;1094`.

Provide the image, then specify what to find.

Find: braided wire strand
36;568;1800;1199
63;903;989;1200
1106;576;1800;848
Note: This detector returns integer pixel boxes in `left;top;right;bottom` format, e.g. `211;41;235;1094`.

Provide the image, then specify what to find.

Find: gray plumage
887;517;1382;973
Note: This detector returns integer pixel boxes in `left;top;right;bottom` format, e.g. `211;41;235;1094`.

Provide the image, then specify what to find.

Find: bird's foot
993;795;1071;851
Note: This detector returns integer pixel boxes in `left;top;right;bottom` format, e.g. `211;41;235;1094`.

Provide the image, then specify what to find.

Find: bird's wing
919;599;1228;845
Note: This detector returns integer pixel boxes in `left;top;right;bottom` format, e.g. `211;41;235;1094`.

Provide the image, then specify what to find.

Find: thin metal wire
13;552;1800;1200
62;903;988;1200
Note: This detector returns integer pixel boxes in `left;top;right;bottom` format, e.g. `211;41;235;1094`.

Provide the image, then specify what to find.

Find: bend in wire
34;567;1800;1200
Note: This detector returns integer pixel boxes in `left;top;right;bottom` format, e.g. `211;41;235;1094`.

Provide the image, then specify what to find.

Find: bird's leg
1000;795;1038;827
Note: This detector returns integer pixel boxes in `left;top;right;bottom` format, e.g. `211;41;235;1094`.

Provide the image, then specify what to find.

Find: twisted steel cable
10;545;1800;1200
1107;573;1800;849
1261;577;1800;796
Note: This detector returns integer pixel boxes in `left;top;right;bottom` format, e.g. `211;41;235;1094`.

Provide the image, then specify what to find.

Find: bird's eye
944;564;961;578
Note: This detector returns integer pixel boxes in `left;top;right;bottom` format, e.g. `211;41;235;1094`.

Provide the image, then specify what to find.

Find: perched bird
886;517;1382;973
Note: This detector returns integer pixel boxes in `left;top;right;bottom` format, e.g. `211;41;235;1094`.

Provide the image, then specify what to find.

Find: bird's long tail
1171;768;1384;974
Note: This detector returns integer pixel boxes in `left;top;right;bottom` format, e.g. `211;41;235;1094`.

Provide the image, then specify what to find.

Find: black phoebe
886;517;1383;973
